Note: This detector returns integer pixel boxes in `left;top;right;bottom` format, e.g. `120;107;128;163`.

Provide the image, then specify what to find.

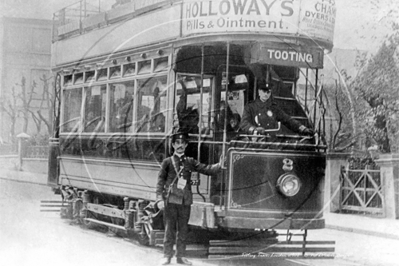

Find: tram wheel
81;210;96;229
137;224;150;246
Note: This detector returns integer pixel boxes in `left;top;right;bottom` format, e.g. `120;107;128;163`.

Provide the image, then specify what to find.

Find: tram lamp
157;49;163;56
125;56;131;62
140;53;147;59
112;59;117;65
276;173;301;197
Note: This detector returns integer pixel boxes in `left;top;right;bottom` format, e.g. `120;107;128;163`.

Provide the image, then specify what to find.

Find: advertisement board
182;0;336;45
299;0;336;42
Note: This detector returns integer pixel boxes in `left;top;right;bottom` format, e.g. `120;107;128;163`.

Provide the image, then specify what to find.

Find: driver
240;82;313;135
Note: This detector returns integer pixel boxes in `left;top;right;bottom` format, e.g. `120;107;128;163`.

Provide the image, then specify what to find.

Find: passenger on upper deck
240;81;314;136
175;81;199;134
229;113;241;132
149;86;165;132
216;101;234;131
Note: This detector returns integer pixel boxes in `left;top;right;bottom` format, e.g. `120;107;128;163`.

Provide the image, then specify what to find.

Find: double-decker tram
48;0;336;256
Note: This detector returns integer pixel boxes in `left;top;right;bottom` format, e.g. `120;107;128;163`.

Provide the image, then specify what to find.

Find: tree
0;86;18;143
33;74;54;135
352;29;399;153
1;73;57;143
323;80;356;152
17;76;35;134
322;52;367;152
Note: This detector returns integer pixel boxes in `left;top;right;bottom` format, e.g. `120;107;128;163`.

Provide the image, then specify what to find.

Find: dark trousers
163;203;191;258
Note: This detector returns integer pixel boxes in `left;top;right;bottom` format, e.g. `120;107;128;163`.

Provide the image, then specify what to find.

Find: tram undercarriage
53;181;334;259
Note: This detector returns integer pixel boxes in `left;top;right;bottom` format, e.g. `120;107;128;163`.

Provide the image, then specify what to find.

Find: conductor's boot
160;257;171;265
176;257;192;265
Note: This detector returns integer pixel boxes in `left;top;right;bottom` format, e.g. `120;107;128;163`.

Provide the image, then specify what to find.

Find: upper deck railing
51;0;336;68
52;0;175;42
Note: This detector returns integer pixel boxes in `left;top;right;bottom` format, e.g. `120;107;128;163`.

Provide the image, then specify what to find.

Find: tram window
83;85;107;133
154;57;169;72
277;82;295;98
74;72;84;84
110;66;121;79
109;81;135;132
97;68;108;81
176;75;213;134
64;75;73;86
218;91;244;132
217;71;249;132
135;76;167;133
62;88;82;132
137;60;151;74
85;71;95;83
123;63;136;76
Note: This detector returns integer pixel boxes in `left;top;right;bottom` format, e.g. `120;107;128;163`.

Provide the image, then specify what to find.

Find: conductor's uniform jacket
156;154;220;259
156;155;221;205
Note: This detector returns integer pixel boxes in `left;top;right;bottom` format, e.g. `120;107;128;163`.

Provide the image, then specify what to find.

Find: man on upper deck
240;82;314;135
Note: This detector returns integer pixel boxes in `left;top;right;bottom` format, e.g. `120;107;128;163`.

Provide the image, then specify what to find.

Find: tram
48;0;336;252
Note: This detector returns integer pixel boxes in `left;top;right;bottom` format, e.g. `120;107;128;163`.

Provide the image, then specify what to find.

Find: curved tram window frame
60;56;170;137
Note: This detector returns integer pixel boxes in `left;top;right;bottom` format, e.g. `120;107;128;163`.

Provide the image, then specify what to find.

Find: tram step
208;239;335;258
209;246;335;254
209;239;278;247
186;245;208;258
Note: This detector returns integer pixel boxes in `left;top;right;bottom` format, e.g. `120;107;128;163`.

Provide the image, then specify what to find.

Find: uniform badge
267;110;273;117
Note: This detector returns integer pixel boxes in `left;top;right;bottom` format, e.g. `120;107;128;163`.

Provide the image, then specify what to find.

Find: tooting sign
249;43;324;69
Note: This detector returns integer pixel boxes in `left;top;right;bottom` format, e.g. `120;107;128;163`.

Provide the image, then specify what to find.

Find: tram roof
51;0;336;69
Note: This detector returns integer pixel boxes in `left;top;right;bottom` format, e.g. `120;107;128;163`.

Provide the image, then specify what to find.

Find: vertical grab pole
313;69;318;130
222;43;230;165
197;45;205;161
196;45;206;202
305;68;309;113
218;42;230;207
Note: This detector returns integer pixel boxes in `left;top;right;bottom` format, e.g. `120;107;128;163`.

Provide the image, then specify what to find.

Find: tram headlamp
276;173;301;197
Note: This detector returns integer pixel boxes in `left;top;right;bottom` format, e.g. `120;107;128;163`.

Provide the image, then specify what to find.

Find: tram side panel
54;135;213;203
56;136;161;202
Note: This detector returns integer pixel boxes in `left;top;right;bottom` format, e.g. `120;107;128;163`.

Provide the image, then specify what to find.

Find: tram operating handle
299;125;315;136
253;122;281;135
254;124;314;136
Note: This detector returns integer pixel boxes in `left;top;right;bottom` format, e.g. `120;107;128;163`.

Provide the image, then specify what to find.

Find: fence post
375;153;399;219
325;152;351;213
16;133;30;171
